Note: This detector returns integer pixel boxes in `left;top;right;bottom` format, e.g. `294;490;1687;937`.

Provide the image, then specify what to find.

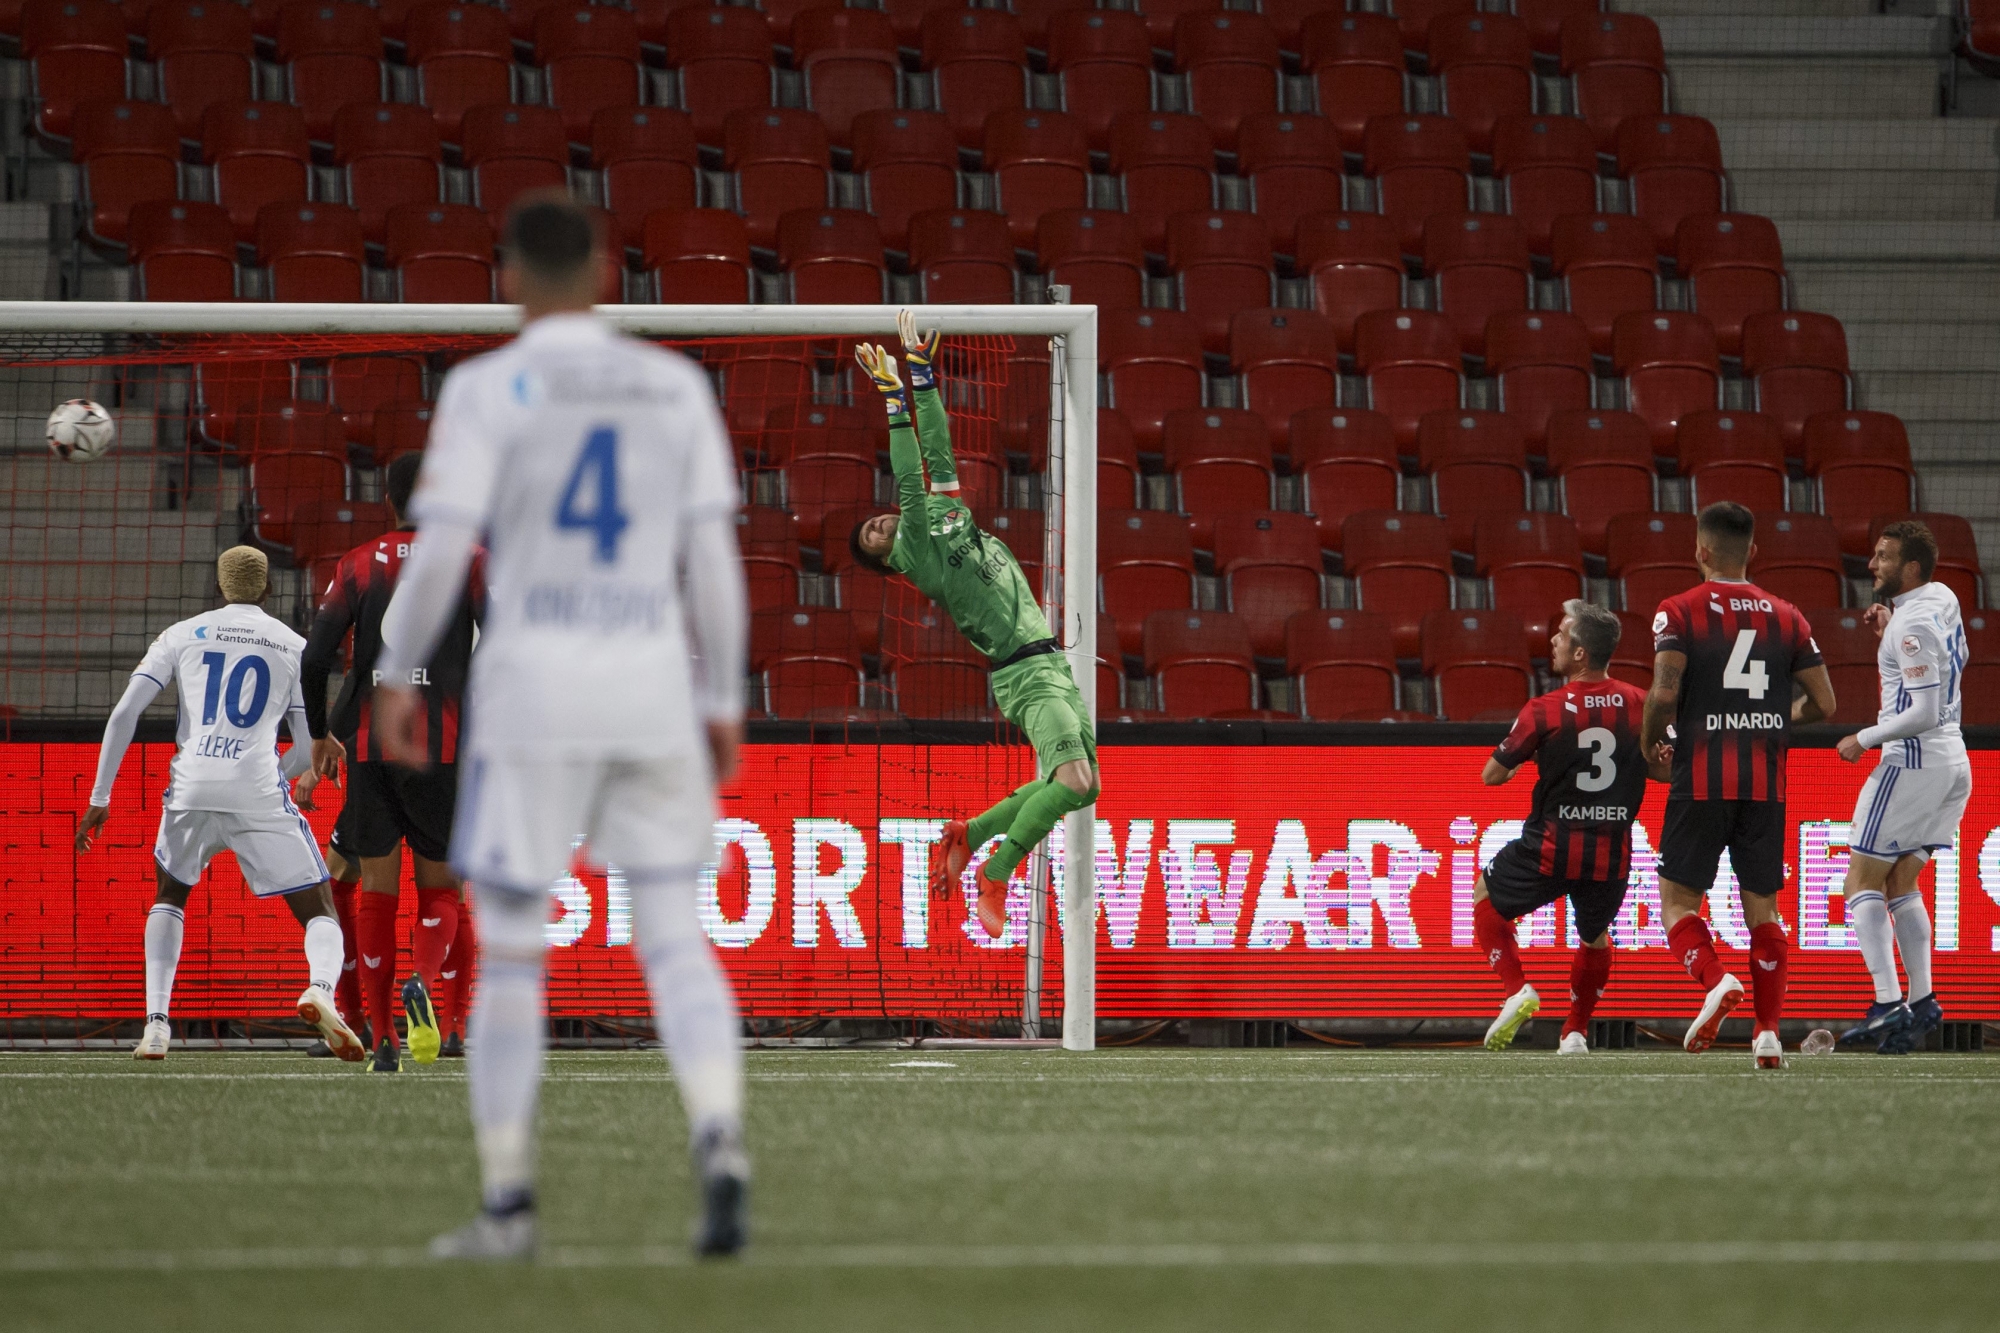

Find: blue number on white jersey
555;425;630;563
198;650;273;727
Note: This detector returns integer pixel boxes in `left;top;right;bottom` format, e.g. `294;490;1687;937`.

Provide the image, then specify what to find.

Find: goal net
0;302;1098;1050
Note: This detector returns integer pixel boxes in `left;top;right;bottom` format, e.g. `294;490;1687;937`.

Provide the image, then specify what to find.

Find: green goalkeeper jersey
886;386;1051;663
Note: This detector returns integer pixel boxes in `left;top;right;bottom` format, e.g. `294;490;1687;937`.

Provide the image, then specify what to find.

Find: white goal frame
0;301;1100;1052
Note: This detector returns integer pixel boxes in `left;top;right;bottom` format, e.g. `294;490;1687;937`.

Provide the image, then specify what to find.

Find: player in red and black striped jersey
1640;502;1836;1068
301;453;484;1071
1473;600;1667;1053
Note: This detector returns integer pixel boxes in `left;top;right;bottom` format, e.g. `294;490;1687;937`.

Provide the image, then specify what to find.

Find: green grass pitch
5;1047;1999;1332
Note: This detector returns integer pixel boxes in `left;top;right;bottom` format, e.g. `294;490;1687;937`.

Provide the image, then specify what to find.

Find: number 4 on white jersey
1723;628;1769;700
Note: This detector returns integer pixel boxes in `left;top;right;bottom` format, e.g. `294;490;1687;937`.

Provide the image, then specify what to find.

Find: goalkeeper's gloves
854;341;910;422
897;308;941;391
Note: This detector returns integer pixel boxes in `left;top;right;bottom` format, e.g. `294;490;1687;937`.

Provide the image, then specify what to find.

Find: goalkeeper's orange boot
975;874;1009;940
933;820;971;896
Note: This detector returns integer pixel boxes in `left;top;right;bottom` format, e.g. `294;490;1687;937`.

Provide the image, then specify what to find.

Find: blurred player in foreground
850;310;1099;937
302;452;483;1071
1835;520;1970;1053
1475;601;1663;1053
75;546;363;1062
373;195;749;1260
1642;503;1836;1068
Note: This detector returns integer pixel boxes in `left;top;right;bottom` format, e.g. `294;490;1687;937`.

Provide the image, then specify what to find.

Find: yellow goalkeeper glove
897;308;941;390
854;341;910;421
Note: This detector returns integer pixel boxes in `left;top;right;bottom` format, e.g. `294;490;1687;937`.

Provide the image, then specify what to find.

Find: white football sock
301;914;344;995
1848;890;1899;1004
631;870;744;1148
1889;892;1934;1001
144;903;184;1020
468;886;549;1209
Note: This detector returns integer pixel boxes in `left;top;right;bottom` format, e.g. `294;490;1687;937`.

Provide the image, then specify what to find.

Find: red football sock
1667;915;1727;991
411;887;459;992
330;877;361;1027
1748;921;1788;1034
356;891;399;1047
1562;945;1613;1037
439;904;475;1036
1473;898;1526;994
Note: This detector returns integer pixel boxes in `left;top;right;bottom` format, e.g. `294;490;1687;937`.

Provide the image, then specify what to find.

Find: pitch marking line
5;1241;2000;1273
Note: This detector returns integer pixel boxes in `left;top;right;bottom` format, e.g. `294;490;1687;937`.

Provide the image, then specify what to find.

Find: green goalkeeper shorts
991;651;1096;772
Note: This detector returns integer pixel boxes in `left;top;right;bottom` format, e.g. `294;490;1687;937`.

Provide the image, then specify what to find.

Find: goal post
0;300;1099;1051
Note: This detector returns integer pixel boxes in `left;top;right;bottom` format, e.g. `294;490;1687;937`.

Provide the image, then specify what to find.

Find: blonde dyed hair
217;546;269;603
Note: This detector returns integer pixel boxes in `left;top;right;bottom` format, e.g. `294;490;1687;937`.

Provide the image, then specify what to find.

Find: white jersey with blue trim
1876;580;1967;769
131;602;309;813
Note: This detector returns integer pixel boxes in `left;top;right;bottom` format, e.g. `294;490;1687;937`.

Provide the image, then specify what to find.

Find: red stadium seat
1804;411;1916;557
1423;212;1530;358
1491;114;1598;259
1169;211;1276;355
1808;606;1881;726
592;107;698;252
1346;509;1453;657
1096;609;1128;706
777;208;885;304
384;202;494;302
1163;407;1275;549
1101;308;1205;451
1296;211;1406;355
22;0;128;143
1870;512;1983;609
1552;212;1658;358
737;504;802;611
1486;311;1592;448
1217;510;1323;658
535;4;644;145
1144;609;1258;719
1046;8;1152;153
193;357;296;450
462;103;569;229
1608;609;1654;691
851;110;957;252
1561;12;1665;153
1009;0;1096;49
250;450;349;548
667;4;772;146
404;2;513;143
1605;510;1698;612
129;199;236;300
1429;12;1532;155
1748;511;1843;612
1037;209;1145;314
291;497;393;567
1109;112;1217;254
256;202;365;303
725;107;832;250
327;354;425;457
1677;213;1786;359
1475;511;1585;656
1292;408;1400;554
1355;309;1462;451
148;0;256;137
753;606;865;717
1616;115;1725;259
1093;406;1144;510
981;507;1047;600
645;208;753;304
1511;0;1600;58
922;8;1027;149
747;0;819;46
818;507;891;654
1961;610;2000;723
1237;113;1343;257
1287;609;1399;719
793;6;898;149
369;401;434;466
1418;408;1529;551
1362;113;1471;256
1301;12;1405;150
1423;609;1531;719
763;401;882;469
503;0;575;43
1175;11;1281;153
909;208;1017;305
786;457;880;549
237;398;347;456
71;100;179;247
1231;308;1340;452
1546;409;1655;557
1100;509;1198;657
1742;311;1851;448
1131;0;1223;48
985;108;1090;248
1612;311;1721;455
276;1;383;141
1678;410;1786;511
334;103;443;245
884;607;991;719
203;102;311;246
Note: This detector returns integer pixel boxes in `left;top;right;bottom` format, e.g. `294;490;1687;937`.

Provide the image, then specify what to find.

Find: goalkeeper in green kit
850;310;1100;939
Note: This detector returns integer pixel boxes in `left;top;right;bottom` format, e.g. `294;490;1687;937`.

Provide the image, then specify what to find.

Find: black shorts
1658;798;1786;898
1481;840;1628;944
327;761;458;863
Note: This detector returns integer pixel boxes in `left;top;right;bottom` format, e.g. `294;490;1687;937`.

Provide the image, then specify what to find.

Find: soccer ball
47;399;115;463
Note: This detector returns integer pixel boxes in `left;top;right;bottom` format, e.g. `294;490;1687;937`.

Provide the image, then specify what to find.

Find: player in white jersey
74;546;365;1062
371;196;749;1261
1834;520;1972;1053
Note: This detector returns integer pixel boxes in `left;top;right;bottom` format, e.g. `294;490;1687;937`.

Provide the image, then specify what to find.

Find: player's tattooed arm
1640;651;1684;763
1791;662;1835;726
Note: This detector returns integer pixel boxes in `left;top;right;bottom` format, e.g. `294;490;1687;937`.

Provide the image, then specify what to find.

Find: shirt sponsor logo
1901;634;1922;657
1904;664;1930;681
1705;712;1787;731
1582;694;1624;708
1652;611;1669;634
1729;598;1774;612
